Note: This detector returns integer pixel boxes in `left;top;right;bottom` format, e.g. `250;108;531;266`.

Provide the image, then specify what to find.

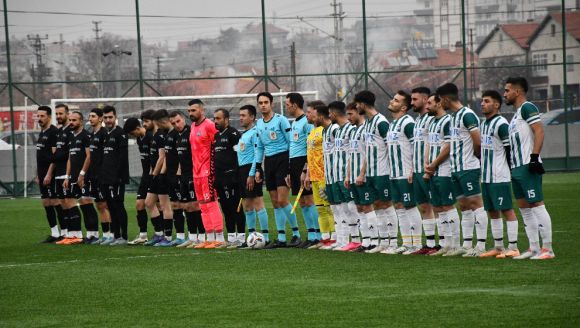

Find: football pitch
1;173;579;327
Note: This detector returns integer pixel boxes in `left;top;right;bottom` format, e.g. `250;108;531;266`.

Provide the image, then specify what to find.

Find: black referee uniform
99;125;130;241
214;126;245;238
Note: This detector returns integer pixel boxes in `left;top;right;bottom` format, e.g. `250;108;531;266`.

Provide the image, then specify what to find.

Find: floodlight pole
561;0;569;169
4;0;18;197
461;0;468;104
362;0;369;89
135;0;145;108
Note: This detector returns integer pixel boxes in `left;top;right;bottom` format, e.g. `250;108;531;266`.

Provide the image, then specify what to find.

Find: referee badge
293;132;299;141
269;131;277;140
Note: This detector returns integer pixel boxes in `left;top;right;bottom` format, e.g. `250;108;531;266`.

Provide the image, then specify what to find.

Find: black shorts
137;175;152;200
68;181;91;199
147;174;169;195
39;178;56;199
264;151;290;191
179;175;197;202
238;164;263;198
215;179;240;203
167;175;181;202
87;180;105;202
289;156;313;196
55;178;67;199
100;184;125;202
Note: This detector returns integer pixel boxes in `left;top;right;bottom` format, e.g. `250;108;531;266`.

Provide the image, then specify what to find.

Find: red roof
551;12;580;41
501;22;539;48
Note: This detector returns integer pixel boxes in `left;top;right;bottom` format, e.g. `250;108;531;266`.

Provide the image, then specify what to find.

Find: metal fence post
261;0;269;92
3;0;18;197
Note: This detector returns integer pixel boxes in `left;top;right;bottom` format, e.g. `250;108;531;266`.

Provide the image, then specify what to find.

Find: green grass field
1;173;579;327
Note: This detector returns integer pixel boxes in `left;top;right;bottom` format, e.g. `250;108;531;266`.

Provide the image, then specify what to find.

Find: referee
213;108;245;247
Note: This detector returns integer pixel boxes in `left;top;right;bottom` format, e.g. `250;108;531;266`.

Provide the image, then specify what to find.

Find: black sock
137;209;148;233
68;206;82;232
164;218;173;238
117;201;128;240
185;211;196;234
107;200;121;239
235;206;245;235
173;209;185;234
195;211;205;234
44;206;57;228
151;215;163;233
55;205;66;233
80;203;99;232
101;222;111;234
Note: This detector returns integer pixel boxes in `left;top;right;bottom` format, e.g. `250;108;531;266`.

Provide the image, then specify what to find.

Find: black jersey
99;125;129;185
176;125;193;177
88;127;107;182
68;129;91;181
149;129;166;172
164;129;180;176
54;125;72;177
214;126;241;175
36;125;58;178
137;130;153;176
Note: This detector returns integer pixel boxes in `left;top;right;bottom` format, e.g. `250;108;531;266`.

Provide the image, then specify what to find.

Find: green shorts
391;178;416;207
332;181;353;203
482;182;513;211
451;169;481;198
429;176;455;207
366;175;392;201
325;183;336;204
511;165;544;203
413;173;430;205
351;181;375;206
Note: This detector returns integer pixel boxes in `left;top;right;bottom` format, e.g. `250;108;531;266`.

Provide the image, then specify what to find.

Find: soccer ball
246;232;266;249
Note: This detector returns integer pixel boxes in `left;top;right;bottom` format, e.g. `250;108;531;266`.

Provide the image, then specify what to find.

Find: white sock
139;232;147;239
207;232;215;242
532;205;553;251
330;231;337;240
188;233;196;241
346;203;360;242
365;211;379;246
438;211;450;248
358;212;371;247
384;206;398;247
435;213;445;247
396;208;411;247
506;220;518;250
474;207;488;250
228;233;236;242
423;218;436;248
375;208;389;246
155;231;163;236
407;207;423;248
61;229;68;237
334;204;347;245
176;233;185;240
322;232;331;240
461;209;474;248
216;232;225;242
198;234;206;242
520;208;539;252
448;208;461;248
50;226;60;238
490;218;504;249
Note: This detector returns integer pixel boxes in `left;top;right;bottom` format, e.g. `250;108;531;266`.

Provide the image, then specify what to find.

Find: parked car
0;131;39;148
540;107;580;126
0;139;19;150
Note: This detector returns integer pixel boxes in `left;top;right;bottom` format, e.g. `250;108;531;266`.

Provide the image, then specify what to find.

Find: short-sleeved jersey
386;114;415;180
509;101;541;168
149;129;166;172
322;123;339;184
255;113;291;158
88;127;107;182
238;126;259;176
427;114;452;177
54;125;72;177
68;129;90;181
449;107;481;172
164;129;180;176
364;113;390;177
99;126;129;185
289;114;313;159
413;113;433;174
137;130;152;177
176;125;193;177
348;123;366;182
307;126;325;182
214;126;241;175
36;125;57;178
481;115;511;183
333;122;355;182
190;118;217;178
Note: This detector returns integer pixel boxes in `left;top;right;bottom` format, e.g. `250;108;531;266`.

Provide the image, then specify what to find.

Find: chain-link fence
1;0;578;197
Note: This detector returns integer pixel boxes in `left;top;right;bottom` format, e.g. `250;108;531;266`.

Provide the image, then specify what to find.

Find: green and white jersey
449;107;481;173
509;101;541;168
348;123;366;182
480;115;511;183
333;122;355;182
427;114;452;177
413;113;433;174
386;114;415;180
322;123;339;184
364;113;390;177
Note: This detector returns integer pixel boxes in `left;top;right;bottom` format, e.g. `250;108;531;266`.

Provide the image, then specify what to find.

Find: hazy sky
2;0;419;47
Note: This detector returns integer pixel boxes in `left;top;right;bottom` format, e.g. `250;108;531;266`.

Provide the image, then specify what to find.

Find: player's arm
498;122;512;169
523;103;545;173
78;146;91;188
404;121;415;182
378;121;389;145
463;112;481;159
252;133;264;182
427;121;451;172
63;153;72;190
152;148;165;176
43;146;57;186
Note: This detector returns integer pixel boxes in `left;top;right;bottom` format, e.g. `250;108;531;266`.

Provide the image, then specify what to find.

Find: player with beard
52;104;72;239
36;106;61;243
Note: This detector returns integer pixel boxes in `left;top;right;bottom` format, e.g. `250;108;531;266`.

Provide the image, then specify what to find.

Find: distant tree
478;56;527;92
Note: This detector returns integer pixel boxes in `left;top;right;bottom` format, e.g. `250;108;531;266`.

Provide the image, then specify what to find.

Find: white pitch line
0;251;225;269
